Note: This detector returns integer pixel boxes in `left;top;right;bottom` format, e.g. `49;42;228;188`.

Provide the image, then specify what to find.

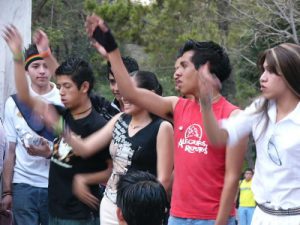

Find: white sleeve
3;97;18;143
221;100;260;147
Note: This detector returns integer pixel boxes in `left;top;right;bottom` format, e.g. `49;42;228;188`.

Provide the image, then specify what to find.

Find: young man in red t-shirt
85;15;248;225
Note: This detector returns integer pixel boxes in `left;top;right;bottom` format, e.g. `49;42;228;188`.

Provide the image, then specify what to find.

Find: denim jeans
238;207;255;225
168;216;236;225
12;183;48;225
49;214;100;225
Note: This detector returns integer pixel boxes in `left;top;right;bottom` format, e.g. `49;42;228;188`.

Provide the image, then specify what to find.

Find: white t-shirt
3;82;61;188
222;98;300;209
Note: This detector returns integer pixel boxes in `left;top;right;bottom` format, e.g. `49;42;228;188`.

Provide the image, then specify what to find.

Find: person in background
238;168;255;225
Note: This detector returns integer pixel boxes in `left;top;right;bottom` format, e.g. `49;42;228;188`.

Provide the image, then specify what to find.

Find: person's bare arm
197;63;229;146
72;159;112;209
156;121;174;195
66;113;120;158
1;143;16;210
85;15;177;122
3;25;55;122
215;126;248;225
33;29;59;76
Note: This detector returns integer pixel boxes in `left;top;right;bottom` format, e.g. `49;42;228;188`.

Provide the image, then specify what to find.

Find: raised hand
85;14;117;53
91;40;108;60
33;29;50;52
2;25;23;57
197;63;218;109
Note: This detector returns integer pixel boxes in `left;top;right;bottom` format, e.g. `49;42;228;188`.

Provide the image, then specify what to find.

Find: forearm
215;137;248;225
201;106;228;146
43;51;59;77
215;173;240;225
2;143;16;193
78;167;112;185
108;49;136;100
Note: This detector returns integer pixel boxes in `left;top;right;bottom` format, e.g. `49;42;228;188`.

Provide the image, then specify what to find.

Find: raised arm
198;63;229;146
3;26;32;107
3;25;57;124
85;15;177;121
33;29;59;76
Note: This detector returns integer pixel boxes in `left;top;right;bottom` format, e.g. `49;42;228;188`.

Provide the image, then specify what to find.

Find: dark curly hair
107;56;139;78
55;57;94;94
177;40;232;83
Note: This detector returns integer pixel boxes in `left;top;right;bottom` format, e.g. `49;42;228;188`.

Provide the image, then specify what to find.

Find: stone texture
0;0;32;118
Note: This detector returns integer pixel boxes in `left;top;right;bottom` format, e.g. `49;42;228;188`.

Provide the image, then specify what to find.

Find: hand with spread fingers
27;138;52;159
2;25;23;59
33;29;50;52
72;174;99;210
197;63;219;108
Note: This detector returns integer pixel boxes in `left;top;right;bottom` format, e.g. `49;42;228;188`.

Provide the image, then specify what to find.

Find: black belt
257;204;300;216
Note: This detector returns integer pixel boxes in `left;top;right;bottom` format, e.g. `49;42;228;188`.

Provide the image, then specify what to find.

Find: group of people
0;10;299;225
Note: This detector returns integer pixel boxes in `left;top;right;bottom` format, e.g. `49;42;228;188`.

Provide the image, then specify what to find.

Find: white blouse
222;98;300;209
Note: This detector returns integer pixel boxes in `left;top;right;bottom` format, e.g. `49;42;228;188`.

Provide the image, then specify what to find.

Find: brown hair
255;43;300;139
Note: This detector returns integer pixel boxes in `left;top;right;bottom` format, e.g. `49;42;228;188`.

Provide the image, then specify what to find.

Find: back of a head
178;40;232;83
117;170;167;225
107;56;139;78
55;57;94;94
24;44;43;71
131;71;163;96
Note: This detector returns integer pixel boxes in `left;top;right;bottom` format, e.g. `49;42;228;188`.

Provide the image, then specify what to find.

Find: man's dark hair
107;56;139;78
177;40;232;82
24;44;43;71
117;170;167;225
244;168;254;174
55;57;94;94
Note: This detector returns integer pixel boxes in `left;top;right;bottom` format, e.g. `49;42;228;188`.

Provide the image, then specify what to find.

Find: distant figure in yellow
238;168;255;225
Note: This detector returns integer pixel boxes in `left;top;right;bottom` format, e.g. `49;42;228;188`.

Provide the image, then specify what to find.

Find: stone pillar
0;0;32;119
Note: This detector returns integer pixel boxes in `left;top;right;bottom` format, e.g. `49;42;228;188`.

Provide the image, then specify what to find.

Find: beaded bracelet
39;48;51;58
13;51;24;63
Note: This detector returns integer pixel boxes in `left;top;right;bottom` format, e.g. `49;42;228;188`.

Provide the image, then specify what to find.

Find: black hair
24;44;42;70
107;56;139;78
177;40;232;83
131;71;163;96
55;57;94;94
244;168;254;174
117;170;168;225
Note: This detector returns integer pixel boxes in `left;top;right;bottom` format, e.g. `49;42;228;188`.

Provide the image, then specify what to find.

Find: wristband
92;26;118;53
13;51;24;63
40;48;51;58
2;191;12;198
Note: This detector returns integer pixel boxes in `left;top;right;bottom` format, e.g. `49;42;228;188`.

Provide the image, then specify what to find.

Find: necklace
129;119;152;130
73;106;92;116
130;124;142;129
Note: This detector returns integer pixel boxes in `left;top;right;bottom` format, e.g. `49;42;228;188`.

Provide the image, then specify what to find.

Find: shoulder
158;120;173;134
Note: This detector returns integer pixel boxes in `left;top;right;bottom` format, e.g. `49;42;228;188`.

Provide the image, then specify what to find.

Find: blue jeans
168;216;236;225
49;215;100;225
238;207;255;225
12;183;48;225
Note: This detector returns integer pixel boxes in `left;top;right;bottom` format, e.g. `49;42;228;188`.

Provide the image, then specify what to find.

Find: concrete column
0;0;32;118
